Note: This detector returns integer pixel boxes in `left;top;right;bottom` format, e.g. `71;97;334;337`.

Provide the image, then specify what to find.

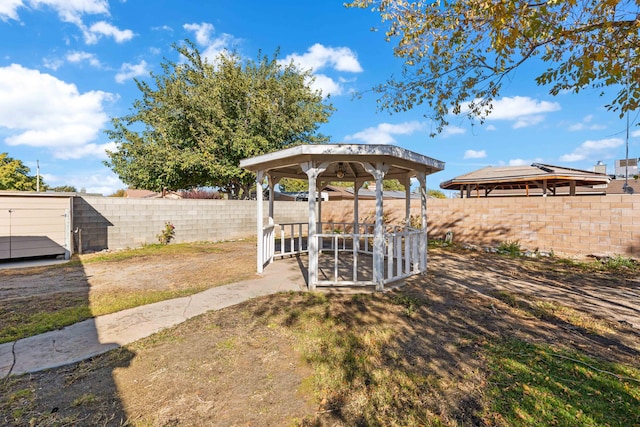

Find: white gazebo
239;144;444;291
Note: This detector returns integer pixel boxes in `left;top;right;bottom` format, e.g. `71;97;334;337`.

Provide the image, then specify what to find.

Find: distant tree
280;178;406;192
50;185;77;192
0;153;45;191
379;179;404;191
109;189;126;197
278;178;308;193
427;189;446;199
347;1;640;134
180;188;221;199
105;40;333;199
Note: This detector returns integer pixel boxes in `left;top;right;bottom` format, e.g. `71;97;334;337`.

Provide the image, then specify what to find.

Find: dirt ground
0;240;258;302
1;244;639;426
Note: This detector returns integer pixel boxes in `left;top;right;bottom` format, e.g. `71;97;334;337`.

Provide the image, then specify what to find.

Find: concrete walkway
0;258;307;379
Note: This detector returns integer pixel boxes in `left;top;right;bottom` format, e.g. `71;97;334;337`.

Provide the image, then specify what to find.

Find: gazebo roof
440;163;610;192
239;143;445;181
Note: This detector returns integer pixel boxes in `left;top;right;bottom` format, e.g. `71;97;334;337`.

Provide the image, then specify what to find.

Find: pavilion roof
240;144;444;181
440;163;610;193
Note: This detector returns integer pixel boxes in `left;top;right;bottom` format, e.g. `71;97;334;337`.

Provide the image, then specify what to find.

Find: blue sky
0;0;638;195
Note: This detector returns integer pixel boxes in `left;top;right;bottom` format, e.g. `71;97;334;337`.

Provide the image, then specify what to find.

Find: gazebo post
267;173;279;226
301;161;329;291
417;172;428;272
364;162;389;291
317;180;324;235
404;173;412;226
353;179;365;282
255;170;265;273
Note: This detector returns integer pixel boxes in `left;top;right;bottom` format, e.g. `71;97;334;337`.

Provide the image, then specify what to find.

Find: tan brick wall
70;194;640;257
321;195;640;257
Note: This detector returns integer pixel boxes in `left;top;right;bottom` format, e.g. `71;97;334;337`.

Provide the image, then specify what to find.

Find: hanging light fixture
336;162;345;179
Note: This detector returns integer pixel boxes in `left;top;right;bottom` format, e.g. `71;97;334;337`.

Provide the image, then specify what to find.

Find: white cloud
80;172;124;194
513;114;545;129
55;141;116;160
182;22;238;62
50;170;124;194
43;57;64;71
441;125;465;138
508;158;531;166
2;1;134;45
278;44;363;98
84;21;134;44
567;114;606;131
201;33;237;62
309;74;342;96
2;0;109;25
631;129;640;138
344;121;424;145
485;124;497;131
559;138;623;162
66;50;101;67
281;43;363;73
183;22;214;45
0;0;23;21
0;64;113;159
465;96;561;129
115;60;149;83
464;149;486;159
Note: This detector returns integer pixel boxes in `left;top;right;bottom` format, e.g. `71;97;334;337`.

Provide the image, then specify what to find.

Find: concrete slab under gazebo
239;144;444;291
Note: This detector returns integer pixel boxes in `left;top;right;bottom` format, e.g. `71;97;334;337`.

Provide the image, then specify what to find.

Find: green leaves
105;40;334;198
0;153;44;191
347;0;640;133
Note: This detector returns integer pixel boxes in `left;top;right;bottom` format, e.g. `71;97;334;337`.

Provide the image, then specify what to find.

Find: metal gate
0;202;72;261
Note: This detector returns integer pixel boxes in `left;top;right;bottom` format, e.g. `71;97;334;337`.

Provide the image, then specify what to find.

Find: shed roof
239;144;444;181
440;163;610;194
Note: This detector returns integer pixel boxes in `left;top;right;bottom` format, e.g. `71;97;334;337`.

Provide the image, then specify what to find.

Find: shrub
497;240;522;257
157;222;176;245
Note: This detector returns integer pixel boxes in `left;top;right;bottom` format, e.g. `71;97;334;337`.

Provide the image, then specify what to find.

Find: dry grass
1;244;639;426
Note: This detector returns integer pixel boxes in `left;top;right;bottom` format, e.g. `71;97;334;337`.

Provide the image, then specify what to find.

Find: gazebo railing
314;230;376;286
261;224;276;268
266;221;425;287
382;226;424;284
273;222;310;258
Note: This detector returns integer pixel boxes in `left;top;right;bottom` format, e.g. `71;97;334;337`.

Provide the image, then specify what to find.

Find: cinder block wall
73;196;309;252
321;195;640;257
74;195;640;257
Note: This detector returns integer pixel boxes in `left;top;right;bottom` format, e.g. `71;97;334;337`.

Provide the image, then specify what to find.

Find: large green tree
347;0;639;134
105;40;333;199
0;153;45;191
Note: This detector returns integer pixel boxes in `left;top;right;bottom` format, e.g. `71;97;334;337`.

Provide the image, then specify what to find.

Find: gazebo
239;144;444;291
440;163;611;197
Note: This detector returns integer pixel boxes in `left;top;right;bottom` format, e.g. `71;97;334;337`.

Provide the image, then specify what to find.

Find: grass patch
269;292;463;425
549;255;640;274
78;241;232;264
0;295;92;344
0;240;255;344
497;240;522;257
531;301;616;336
491;291;617;336
262;290;640;426
484;339;640;426
0;288;213;345
89;287;209;317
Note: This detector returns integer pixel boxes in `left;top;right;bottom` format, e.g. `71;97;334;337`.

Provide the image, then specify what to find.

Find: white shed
0;192;74;261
